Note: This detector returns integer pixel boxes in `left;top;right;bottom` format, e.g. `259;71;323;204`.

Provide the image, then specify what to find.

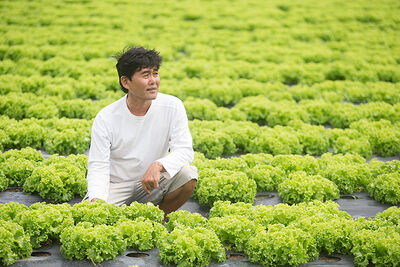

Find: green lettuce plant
158;227;226;267
278;171;340;204
195;169;256;206
0;219;32;266
246;224;318;266
116;217;167;250
60;222;126;263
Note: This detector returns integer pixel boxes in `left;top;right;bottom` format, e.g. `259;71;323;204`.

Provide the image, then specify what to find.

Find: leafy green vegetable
5;119;45;149
0;129;10;151
121;201;164;223
328;102;365;128
245;164;285;191
116;217;167;250
331;135;372;159
0;147;44;162
294;123;330;155
60;222;126;263
270;154;320;175
240;153;274;168
366;172;400;204
195;169;256;206
246;224;318;266
165;210;208;231
291;216;357;255
0;202;28;221
209;200;256;219
370;159;400;177
1;158;35;187
210;200;351;228
191;127;236;159
27;102;59;119
184;97;219;120
208;156;249;172
208;215;264;252
220;120;259;152
0;171;8;191
189;119;400;158
249;126;302;155
278;171;340;204
158;227;226;267
372;206;400;228
0;93;31;120
14;202;74;248
71;200;122;226
44;129;90;155
299;99;331;125
23;155;87;202
0;116;92;154
57;98;100;119
350;119;400;157
350;226;400;267
319;153;370;193
0;219;32;266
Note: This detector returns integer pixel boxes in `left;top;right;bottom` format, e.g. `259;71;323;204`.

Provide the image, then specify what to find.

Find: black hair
114;46;163;93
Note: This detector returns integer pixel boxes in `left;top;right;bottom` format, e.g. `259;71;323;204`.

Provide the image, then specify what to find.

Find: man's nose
149;75;156;84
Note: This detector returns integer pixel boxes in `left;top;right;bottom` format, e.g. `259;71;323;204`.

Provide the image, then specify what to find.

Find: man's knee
179;165;198;180
179;165;198;194
183;179;197;194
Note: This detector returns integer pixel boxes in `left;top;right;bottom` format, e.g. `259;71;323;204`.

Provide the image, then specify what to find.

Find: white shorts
84;165;198;206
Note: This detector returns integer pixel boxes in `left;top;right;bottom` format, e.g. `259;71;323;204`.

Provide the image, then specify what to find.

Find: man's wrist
154;161;165;172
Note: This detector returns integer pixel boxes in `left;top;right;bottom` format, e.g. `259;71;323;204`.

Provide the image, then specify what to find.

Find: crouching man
85;46;198;220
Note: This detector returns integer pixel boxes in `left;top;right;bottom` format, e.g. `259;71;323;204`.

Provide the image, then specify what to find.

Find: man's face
123;67;160;101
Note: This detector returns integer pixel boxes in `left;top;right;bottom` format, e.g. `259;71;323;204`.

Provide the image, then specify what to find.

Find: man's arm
141;161;165;195
86;114;111;202
155;99;194;179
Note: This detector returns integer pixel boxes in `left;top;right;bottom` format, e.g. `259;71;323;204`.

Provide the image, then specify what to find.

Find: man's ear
120;76;129;89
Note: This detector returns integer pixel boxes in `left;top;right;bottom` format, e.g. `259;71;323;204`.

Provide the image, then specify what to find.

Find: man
86;46;198;219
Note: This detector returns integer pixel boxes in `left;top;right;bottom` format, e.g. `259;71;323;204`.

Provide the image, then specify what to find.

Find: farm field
0;0;399;266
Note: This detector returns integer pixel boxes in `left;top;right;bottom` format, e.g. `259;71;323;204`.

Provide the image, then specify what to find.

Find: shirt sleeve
86;114;111;201
156;99;194;179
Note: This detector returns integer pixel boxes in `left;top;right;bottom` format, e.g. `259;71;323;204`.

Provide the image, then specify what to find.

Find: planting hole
227;253;245;260
341;195;359;200
31;252;51;257
319;256;341;262
256;194;274;199
126;252;149;258
6;188;23;192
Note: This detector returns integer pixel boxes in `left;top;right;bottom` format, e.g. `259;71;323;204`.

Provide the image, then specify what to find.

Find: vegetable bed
1;0;399;266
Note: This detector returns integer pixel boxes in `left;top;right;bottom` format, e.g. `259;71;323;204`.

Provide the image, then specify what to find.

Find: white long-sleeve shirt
86;93;194;201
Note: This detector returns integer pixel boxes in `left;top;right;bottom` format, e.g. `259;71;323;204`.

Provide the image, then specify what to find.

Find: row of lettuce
164;79;400;106
190;119;400;158
2;0;397;66
1;91;400;129
0;116;91;154
192;152;400;206
0;148;87;202
1;148;399;206
1;73;399;106
1;199;399;266
185;97;400;128
1;54;399;85
2;0;398;101
0;115;399;158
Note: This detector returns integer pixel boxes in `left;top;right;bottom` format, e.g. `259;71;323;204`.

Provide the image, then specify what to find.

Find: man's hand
91;198;97;203
141;161;165;195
